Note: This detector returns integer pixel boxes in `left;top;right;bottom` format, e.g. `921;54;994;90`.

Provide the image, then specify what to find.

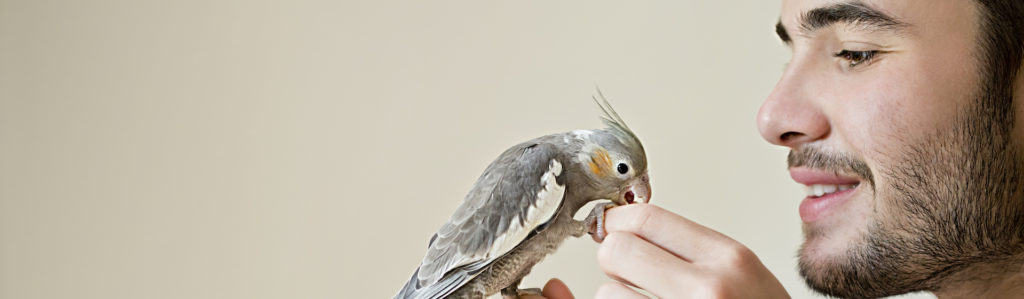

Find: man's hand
595;204;790;298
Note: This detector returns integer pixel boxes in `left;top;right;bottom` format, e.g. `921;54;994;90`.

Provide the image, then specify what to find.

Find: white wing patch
412;159;566;295
487;159;564;257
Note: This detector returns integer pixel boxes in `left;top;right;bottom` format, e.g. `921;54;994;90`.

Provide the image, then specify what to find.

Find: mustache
788;146;875;187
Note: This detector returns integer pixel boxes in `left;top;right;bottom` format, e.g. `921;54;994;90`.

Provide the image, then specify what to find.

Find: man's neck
932;263;1024;299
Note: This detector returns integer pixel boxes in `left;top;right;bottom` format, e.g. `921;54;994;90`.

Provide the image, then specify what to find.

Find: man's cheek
845;76;951;156
836;91;906;159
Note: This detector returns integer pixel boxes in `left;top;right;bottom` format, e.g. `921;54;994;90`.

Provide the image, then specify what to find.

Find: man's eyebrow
774;1;909;45
800;2;908;34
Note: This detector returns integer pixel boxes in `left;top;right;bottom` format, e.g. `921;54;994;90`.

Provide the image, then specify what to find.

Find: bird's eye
617;163;629;174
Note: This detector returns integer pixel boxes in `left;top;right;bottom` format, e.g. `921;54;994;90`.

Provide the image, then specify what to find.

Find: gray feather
396;141;566;299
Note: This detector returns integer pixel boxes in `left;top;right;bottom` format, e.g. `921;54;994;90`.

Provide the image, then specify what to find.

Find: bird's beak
618;172;652;205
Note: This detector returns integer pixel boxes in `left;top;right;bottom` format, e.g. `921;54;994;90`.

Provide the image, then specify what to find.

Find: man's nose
756;63;830;149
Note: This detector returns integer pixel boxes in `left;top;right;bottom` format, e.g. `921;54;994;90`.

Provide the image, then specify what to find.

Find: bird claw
585;203;616;243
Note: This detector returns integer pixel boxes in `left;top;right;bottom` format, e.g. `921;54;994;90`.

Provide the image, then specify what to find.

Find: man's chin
797;213;876;293
800;206;872;259
797;228;847;278
797;235;869;298
796;215;915;298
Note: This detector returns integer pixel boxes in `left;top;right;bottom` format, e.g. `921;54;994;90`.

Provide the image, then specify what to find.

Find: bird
395;93;651;299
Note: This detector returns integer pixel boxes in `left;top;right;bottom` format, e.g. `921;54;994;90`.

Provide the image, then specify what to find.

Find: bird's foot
502;286;543;299
584;203;616;243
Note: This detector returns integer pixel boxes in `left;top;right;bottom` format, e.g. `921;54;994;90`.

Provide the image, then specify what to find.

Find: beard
792;83;1024;298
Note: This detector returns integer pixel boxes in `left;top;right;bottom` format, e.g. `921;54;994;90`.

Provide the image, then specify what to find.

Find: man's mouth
804;183;859;198
789;167;864;223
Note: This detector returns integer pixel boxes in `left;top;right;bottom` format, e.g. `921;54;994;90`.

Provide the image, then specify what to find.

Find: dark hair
975;0;1024;124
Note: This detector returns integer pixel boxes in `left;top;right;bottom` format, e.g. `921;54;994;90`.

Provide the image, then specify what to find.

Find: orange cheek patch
589;162;602;175
589;148;613;176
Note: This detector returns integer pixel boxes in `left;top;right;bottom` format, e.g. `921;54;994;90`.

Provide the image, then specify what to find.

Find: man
530;0;1024;298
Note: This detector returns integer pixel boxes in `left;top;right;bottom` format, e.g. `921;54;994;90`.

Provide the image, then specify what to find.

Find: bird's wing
396;141;567;299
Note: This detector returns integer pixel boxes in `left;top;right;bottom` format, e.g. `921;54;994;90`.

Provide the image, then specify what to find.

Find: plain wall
0;1;933;298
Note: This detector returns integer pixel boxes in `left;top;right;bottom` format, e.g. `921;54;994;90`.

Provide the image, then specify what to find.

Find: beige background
0;1;932;298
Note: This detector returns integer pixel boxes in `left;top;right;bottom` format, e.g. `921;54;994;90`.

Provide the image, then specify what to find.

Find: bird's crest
593;89;647;170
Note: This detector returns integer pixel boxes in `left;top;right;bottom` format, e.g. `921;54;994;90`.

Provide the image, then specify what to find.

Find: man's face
759;0;1024;297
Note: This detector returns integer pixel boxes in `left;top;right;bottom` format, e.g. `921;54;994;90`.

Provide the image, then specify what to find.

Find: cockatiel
395;95;651;299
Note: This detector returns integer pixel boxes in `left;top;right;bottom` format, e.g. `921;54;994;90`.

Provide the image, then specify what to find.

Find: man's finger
604;204;738;262
598;232;699;298
541;278;574;299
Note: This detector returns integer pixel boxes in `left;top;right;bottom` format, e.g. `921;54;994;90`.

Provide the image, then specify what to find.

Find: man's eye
834;50;879;67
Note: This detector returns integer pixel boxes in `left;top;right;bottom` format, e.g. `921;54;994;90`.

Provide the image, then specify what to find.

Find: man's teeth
805;184;857;197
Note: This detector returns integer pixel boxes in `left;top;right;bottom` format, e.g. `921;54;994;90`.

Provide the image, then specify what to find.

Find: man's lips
789;167;863;223
789;167;862;185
